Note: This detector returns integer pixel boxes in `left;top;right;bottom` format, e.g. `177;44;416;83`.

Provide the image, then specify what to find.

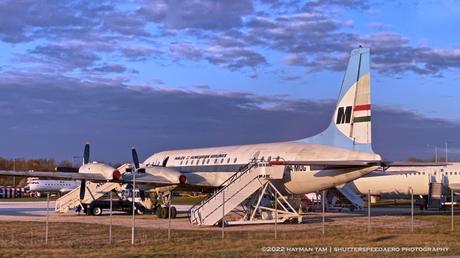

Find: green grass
1;214;460;257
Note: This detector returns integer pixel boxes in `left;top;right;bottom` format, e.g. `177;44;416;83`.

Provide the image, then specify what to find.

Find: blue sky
0;0;459;162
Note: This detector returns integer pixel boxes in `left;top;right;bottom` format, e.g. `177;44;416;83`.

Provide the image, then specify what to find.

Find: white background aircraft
25;177;79;196
351;163;460;197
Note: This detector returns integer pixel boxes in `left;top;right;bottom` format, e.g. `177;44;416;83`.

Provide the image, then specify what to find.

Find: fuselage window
423;172;425;175
191;160;194;165
185;160;188;165
434;172;437;175
214;159;218;164
234;158;237;163
180;161;183;165
197;159;200;165
202;159;206;165
220;158;224;163
227;158;230;164
206;159;210;164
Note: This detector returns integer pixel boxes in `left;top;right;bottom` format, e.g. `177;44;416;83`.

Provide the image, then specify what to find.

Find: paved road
0;201;192;217
0;201;54;217
0;201;453;231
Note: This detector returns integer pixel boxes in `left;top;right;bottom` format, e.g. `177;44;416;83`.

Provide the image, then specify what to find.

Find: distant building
0;186;26;198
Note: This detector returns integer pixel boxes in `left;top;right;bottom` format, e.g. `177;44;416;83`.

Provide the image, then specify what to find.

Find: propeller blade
79;179;86;200
83;142;90;164
132;147;140;169
139;190;145;201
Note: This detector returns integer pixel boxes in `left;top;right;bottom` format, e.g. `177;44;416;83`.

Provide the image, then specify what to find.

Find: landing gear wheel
170;206;177;219
159;206;170;218
156;206;162;217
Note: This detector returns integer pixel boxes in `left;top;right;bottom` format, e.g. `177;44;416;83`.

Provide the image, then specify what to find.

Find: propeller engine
77;142;121;200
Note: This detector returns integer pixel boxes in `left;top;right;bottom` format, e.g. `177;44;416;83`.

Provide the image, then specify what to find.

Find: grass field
0;214;460;257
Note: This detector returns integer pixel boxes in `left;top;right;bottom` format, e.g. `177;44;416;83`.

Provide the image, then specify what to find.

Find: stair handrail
189;159;261;223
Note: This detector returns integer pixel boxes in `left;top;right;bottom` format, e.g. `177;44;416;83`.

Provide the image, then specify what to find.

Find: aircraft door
162;156;169;167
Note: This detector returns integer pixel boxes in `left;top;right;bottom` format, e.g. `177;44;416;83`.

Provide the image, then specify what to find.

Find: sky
0;0;459;163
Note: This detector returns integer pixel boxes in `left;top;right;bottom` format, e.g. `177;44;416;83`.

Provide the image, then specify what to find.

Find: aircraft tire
159;206;167;218
170;206;177;219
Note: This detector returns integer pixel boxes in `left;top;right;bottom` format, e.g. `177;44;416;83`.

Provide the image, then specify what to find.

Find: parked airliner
0;47;383;200
25;177;79;195
350;163;460;197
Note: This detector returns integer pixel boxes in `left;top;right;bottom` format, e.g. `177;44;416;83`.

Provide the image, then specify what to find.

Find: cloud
280;74;302;81
121;46;161;61
0;0;85;43
0;71;459;162
304;0;371;10
2;1;460;77
138;0;254;30
28;43;101;71
90;64;127;73
169;41;267;70
102;12;149;37
242;12;460;76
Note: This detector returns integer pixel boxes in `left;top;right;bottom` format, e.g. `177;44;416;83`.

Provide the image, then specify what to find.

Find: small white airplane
25;177;79;195
0;47;384;208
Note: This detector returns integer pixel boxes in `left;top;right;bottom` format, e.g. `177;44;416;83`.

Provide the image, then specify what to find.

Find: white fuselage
352;163;460;197
143;141;381;194
26;178;79;193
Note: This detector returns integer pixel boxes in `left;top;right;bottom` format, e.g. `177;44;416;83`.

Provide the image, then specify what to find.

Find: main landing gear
152;190;177;219
155;205;177;219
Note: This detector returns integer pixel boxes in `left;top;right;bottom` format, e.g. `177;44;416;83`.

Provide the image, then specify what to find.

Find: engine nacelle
79;162;121;180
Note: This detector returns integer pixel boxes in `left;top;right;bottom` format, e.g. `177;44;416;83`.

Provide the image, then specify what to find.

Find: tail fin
301;47;373;152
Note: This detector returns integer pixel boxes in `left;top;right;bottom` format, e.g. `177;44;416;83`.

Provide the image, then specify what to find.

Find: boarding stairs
335;183;365;209
427;182;444;209
55;181;122;213
427;178;450;209
189;161;298;226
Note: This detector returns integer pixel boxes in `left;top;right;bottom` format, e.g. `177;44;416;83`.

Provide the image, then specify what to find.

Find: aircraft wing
0;169;186;186
0;170;108;181
121;173;182;185
383;161;449;167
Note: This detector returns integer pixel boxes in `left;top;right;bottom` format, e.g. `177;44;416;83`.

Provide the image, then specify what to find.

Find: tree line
0;157;73;187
